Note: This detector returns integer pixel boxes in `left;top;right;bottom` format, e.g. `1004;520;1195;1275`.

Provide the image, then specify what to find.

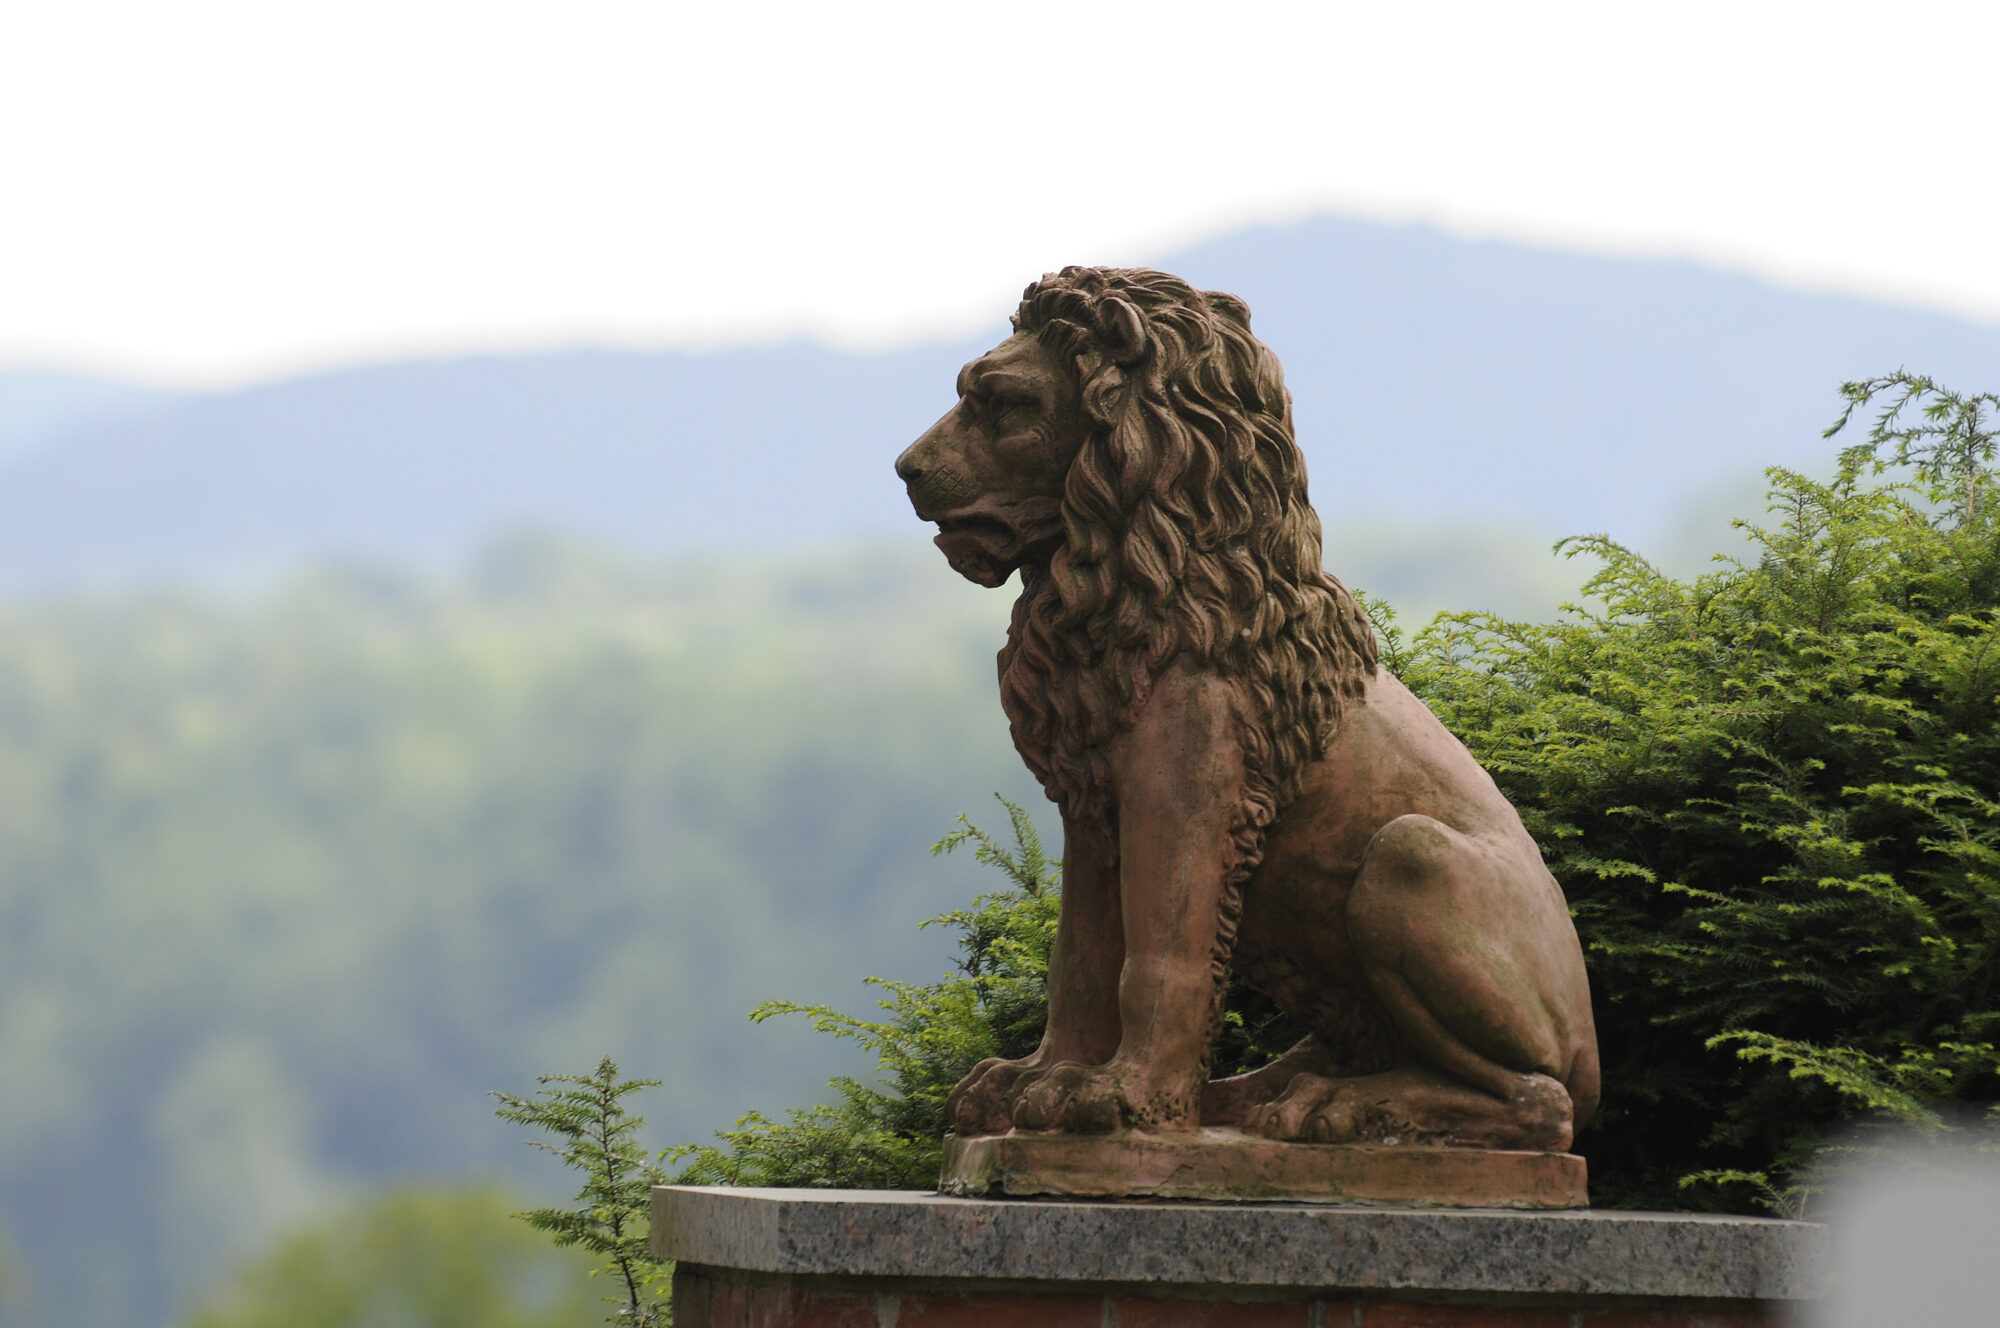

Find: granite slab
652;1186;1825;1303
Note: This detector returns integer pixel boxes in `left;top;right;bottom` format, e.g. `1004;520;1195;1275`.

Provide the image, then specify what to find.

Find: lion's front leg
1012;663;1246;1134
947;826;1122;1134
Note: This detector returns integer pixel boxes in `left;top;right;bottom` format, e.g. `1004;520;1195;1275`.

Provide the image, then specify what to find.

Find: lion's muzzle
894;447;975;521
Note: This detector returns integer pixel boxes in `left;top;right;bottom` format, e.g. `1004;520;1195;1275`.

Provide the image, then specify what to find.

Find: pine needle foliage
662;794;1305;1189
670;796;1062;1188
490;1059;672;1326
1389;372;2000;1212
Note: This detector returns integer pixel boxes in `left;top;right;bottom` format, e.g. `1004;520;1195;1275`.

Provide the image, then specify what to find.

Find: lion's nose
894;446;926;485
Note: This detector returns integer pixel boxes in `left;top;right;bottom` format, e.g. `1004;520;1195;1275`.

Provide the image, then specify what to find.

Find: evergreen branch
491;1057;672;1326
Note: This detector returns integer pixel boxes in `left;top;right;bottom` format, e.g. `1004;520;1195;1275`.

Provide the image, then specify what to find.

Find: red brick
894;1291;1104;1327
744;1286;876;1328
667;1275;711;1328
1119;1297;1311;1326
670;1271;751;1327
1362;1304;1570;1328
1577;1312;1795;1328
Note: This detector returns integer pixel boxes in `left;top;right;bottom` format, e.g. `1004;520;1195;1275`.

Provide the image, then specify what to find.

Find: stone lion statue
894;266;1598;1152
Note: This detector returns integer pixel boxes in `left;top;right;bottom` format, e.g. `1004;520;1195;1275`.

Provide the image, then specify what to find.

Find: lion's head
894;326;1087;588
897;266;1377;848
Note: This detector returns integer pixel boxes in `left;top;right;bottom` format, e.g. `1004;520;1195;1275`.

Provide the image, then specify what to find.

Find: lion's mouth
935;513;1014;542
933;514;1019;588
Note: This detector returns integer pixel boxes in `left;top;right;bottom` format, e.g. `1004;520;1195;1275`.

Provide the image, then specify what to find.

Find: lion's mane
998;267;1378;949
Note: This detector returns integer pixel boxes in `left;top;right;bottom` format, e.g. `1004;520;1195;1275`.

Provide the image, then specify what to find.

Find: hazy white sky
3;0;1996;388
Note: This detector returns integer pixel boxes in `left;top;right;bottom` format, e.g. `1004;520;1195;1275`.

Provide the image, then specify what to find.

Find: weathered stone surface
941;1130;1587;1208
652;1186;1825;1304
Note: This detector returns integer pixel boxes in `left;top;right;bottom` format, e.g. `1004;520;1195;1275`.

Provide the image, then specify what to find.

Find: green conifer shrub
666;798;1311;1190
1389;373;2000;1211
669;798;1064;1188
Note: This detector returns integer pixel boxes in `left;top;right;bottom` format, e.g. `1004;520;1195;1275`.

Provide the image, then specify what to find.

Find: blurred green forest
0;527;1583;1328
182;1190;599;1328
0;540;1051;1328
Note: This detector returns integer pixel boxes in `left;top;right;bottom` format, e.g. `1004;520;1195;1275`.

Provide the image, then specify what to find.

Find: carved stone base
939;1128;1588;1208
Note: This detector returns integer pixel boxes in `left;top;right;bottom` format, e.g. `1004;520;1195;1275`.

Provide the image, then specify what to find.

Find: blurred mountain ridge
0;369;184;463
6;215;2000;588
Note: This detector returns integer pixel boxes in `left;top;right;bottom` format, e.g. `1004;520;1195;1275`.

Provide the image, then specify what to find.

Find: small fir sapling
491;1059;672;1326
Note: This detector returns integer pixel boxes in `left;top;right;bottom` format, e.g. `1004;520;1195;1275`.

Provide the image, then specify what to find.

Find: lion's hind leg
1199;1036;1338;1127
1249;1065;1573;1149
1292;812;1595;1151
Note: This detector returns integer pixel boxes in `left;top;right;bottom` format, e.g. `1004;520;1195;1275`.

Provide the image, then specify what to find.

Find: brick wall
671;1267;1797;1327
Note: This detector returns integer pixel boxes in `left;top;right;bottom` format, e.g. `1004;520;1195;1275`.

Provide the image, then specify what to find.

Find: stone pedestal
941;1131;1588;1208
653;1186;1824;1327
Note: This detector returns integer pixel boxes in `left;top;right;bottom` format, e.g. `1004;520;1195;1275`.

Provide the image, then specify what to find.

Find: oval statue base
940;1128;1589;1209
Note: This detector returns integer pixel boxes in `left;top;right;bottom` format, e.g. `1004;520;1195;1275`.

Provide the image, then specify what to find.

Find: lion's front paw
946;1056;1042;1135
1009;1061;1192;1134
1010;1063;1124;1134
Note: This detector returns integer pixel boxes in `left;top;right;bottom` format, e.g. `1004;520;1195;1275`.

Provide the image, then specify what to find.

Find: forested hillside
0;542;1037;1328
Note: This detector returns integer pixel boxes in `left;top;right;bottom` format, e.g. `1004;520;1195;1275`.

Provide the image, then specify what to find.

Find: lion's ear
1096;297;1147;366
1081;365;1126;427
